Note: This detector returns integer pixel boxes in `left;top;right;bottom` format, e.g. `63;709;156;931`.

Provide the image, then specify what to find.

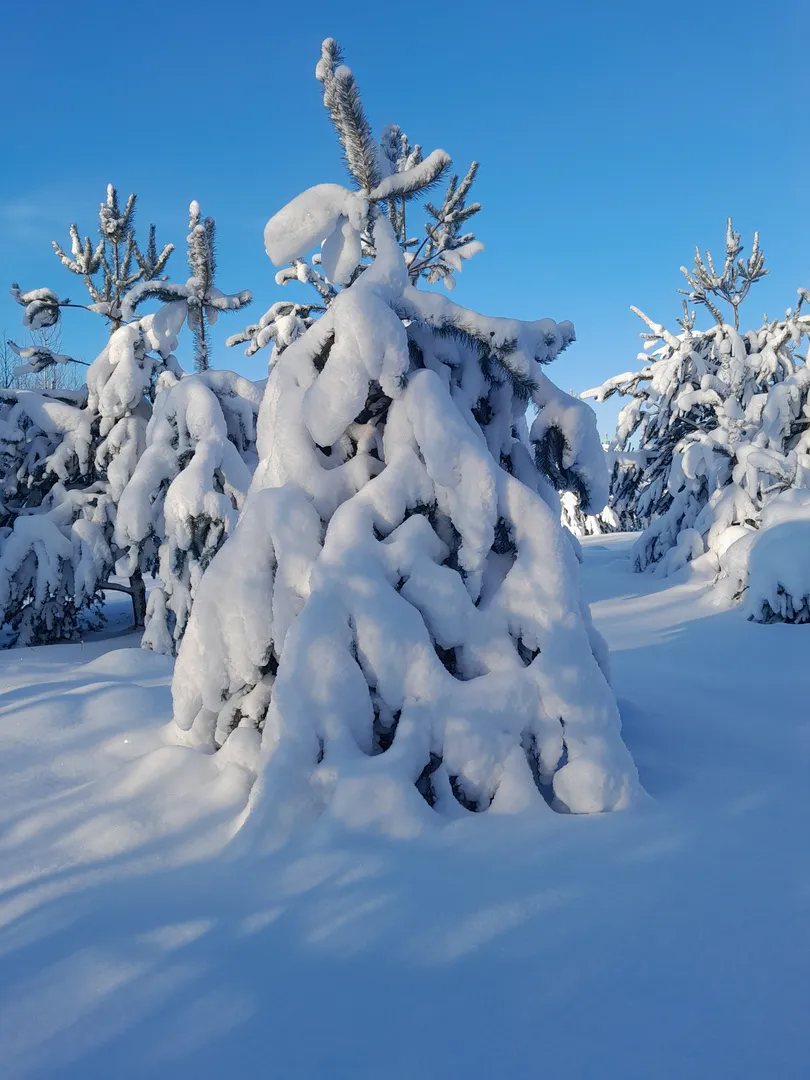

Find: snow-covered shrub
717;486;810;622
586;222;810;579
171;39;639;839
0;386;89;527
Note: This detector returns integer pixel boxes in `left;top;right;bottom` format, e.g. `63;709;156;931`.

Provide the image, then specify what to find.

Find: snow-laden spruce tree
1;327;88;539
712;303;810;621
0;384;86;534
585;222;810;577
171;39;639;837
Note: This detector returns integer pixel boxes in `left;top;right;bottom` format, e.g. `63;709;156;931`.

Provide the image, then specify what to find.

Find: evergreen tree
0;383;88;537
170;40;638;838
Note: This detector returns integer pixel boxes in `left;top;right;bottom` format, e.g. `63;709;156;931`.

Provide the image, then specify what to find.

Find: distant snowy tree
560;490;620;538
2;325;86;393
171;39;638;839
558;439;622;538
587;222;810;586
601;452;646;531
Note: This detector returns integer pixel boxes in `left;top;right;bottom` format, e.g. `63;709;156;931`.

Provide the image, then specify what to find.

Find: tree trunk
129;569;147;628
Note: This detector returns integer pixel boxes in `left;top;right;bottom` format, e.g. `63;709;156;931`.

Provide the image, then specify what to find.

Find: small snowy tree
3;181;172;591
0;482;112;646
0;384;88;542
170;40;638;840
587;223;810;580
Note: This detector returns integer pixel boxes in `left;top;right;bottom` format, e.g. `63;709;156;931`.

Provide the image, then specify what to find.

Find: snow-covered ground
0;534;806;1079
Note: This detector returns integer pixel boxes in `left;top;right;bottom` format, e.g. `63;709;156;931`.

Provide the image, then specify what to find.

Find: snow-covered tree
0;482;112;646
586;222;810;582
170;40;638;839
3;182;173;616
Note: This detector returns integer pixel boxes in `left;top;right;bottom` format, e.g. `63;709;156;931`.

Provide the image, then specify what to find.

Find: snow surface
0;534;806;1078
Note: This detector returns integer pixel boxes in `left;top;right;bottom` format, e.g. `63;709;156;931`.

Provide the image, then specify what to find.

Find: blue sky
1;0;807;436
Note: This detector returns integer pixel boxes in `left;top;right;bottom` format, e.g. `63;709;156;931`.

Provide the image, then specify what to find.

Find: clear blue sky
1;0;807;436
